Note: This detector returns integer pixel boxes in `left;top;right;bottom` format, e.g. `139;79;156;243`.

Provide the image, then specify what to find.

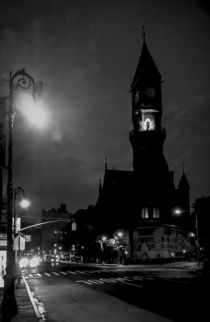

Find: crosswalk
23;268;118;279
23;268;191;289
23;269;152;288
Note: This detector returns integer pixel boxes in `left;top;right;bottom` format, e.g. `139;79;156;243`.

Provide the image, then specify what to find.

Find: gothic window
140;110;157;131
153;208;160;218
141;208;149;219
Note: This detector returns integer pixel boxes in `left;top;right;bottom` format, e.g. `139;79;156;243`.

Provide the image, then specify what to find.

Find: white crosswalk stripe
44;272;51;277
36;273;42;277
52;272;60;275
60;271;68;275
75;270;90;275
67;270;77;275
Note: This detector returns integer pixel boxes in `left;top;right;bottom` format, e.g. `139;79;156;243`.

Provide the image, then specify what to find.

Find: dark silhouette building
95;33;191;261
41;203;71;253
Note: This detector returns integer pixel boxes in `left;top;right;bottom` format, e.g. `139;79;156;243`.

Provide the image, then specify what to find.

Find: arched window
140;109;157;131
153;208;160;218
141;208;149;219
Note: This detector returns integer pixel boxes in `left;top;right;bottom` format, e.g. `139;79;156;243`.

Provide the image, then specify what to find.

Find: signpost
13;235;25;251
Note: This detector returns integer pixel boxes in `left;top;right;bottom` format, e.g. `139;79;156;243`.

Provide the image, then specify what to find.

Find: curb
22;275;45;320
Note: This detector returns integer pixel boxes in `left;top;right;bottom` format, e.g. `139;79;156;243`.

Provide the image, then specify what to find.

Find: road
22;261;209;321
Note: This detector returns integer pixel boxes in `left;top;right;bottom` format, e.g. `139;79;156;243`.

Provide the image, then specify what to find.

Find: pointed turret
178;170;190;216
178;172;190;191
131;29;161;91
130;29;163;131
99;179;102;194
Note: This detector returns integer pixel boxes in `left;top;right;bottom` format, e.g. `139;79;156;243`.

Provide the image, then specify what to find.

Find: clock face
145;87;156;99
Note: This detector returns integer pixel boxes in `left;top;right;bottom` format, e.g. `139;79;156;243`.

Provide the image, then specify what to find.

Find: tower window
139;110;157;131
141;208;149;219
153;208;160;218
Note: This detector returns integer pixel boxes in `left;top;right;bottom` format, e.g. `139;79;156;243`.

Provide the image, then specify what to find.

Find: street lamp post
14;186;30;265
14;186;24;236
1;69;37;319
195;212;200;265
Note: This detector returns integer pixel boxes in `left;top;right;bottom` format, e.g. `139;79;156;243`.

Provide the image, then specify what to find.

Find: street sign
14;235;25;250
12;217;21;232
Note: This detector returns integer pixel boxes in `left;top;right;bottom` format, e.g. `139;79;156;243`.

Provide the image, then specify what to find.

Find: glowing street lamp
172;207;200;264
117;231;123;238
101;236;107;242
16;93;49;129
20;198;30;209
14;186;30;234
172;207;182;216
1;69;42;319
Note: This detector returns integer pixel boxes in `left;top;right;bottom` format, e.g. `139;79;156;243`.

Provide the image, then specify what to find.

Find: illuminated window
153;208;160;218
141;208;149;219
139;110;157;131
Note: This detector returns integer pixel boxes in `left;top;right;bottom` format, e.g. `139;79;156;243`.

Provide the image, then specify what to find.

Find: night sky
0;0;210;223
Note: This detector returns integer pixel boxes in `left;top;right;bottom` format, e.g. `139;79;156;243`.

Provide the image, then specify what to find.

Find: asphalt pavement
0;261;207;321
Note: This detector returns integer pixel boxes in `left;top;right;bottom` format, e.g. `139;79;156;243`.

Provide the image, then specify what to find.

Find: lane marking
87;279;104;284
99;278;117;283
60;271;68;275
76;280;93;285
119;280;143;288
75;275;144;287
75;270;90;275
22;275;43;320
67;270;77;275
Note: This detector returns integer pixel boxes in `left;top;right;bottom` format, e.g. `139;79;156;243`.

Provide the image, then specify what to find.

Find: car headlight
29;256;40;268
19;258;29;268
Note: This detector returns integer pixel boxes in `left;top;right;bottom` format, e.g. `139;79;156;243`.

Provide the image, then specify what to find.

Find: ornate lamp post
14;186;30;265
1;69;38;319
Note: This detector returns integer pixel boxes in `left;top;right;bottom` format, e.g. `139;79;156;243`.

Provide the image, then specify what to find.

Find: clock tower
96;31;191;262
129;31;171;215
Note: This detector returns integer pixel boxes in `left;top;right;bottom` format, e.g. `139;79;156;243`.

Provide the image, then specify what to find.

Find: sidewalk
0;279;39;322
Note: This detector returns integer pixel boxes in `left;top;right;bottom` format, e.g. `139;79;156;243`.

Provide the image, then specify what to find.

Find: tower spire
105;157;108;170
131;29;161;90
142;25;146;41
182;163;185;173
99;179;102;194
